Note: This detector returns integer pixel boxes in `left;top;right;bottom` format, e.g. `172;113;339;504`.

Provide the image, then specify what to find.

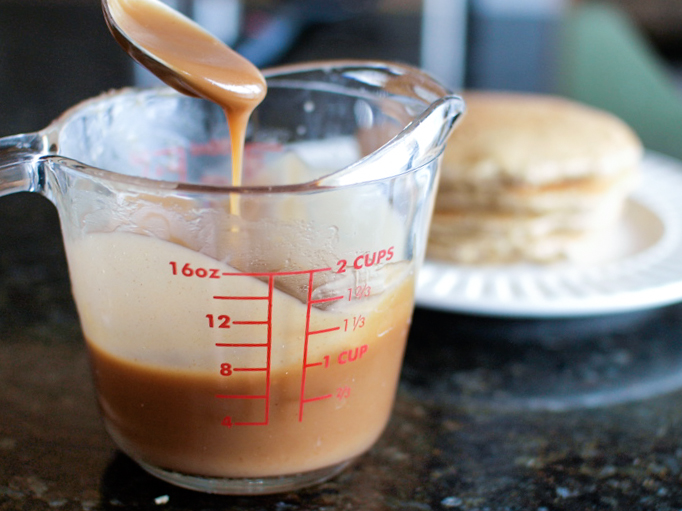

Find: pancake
428;91;643;264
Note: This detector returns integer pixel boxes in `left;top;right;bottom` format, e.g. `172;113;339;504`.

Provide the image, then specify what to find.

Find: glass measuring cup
0;61;463;494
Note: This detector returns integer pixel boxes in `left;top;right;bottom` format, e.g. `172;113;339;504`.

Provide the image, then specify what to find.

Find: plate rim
415;151;682;318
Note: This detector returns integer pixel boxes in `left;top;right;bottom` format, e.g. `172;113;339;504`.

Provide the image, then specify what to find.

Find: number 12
206;314;231;328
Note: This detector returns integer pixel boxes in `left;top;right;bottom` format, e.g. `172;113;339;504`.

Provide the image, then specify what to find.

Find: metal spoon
101;0;266;104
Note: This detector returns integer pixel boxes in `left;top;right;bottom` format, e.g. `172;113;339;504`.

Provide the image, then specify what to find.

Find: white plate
415;152;682;317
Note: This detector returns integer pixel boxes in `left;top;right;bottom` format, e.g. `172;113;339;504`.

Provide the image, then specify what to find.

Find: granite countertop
3;3;682;510
4;198;682;511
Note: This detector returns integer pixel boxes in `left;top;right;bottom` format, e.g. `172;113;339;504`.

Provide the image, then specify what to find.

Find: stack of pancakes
428;91;643;264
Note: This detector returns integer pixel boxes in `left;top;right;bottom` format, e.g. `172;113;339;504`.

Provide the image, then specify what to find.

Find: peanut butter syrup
103;0;267;187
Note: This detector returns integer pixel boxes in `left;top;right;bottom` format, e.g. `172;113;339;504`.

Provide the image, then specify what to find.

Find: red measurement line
212;274;273;425
310;295;344;305
309;326;341;336
264;274;274;426
299;271;316;422
213;295;268;300
222;268;332;278
302;394;332;404
215;343;268;347
214;269;334;426
216;394;266;400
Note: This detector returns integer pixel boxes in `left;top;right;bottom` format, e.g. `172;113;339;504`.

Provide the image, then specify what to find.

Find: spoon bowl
101;0;266;106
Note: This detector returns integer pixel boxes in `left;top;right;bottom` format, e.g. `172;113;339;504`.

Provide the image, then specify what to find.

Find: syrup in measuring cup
69;231;414;478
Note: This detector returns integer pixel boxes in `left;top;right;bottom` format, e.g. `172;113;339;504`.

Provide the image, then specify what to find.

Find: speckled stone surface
4;241;682;511
2;2;682;510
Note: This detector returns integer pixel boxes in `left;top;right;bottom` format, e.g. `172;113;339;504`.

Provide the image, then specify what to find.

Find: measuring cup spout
0;132;47;196
319;94;465;186
260;60;467;188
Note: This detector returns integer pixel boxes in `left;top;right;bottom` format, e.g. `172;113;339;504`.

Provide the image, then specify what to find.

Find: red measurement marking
213;268;335;426
131;146;188;181
299;271;315;422
189;138;231;156
213;295;268;300
310;295;344;305
189;139;283;157
299;271;343;422
301;394;332;404
308;326;341;336
222;268;332;278
213;274;277;427
216;394;267;400
215;343;268;348
264;274;274;425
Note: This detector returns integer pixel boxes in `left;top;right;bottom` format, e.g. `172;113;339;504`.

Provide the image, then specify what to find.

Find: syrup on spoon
101;0;267;188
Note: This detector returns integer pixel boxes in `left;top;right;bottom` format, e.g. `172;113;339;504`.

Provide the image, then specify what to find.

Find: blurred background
1;0;682;158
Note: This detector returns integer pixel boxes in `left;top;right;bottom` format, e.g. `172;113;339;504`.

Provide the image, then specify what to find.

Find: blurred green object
559;2;682;160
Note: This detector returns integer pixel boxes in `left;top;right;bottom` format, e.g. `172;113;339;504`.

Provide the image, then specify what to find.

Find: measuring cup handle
0;132;46;197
